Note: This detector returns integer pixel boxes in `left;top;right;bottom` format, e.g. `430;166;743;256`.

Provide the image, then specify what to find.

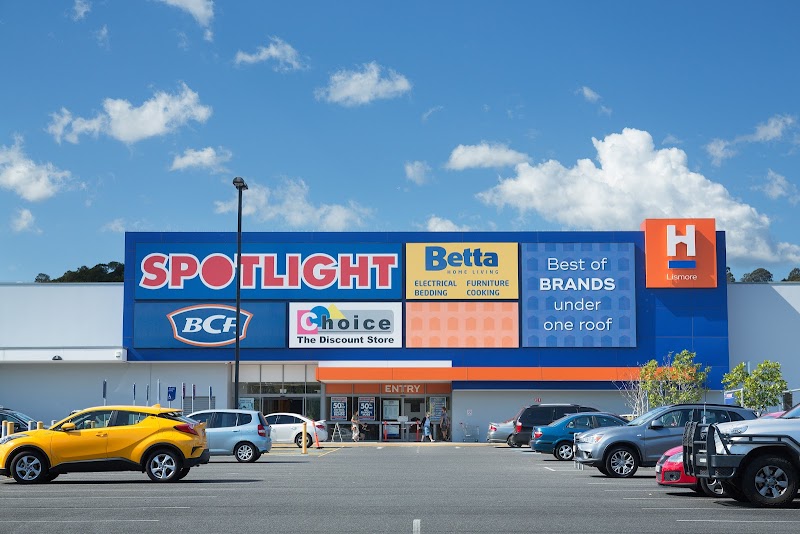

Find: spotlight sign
405;242;518;300
134;242;402;300
289;302;402;348
520;243;636;348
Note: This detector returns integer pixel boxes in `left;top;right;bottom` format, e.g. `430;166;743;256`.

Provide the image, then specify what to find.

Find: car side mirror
649;420;664;429
62;422;77;431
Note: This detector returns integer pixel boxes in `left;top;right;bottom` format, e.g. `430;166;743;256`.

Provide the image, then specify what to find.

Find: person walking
440;406;450;442
422;412;434;442
351;412;360;442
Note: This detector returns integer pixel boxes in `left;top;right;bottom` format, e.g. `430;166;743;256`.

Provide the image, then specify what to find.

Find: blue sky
2;1;800;283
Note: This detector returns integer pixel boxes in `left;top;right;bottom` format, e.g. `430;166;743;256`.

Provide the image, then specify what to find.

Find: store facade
112;218;728;440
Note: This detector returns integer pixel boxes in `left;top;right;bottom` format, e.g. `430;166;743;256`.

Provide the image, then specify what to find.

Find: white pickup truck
683;406;800;507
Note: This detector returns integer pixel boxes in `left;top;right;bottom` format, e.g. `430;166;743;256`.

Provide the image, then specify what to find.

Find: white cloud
404;161;431;185
425;216;470;232
214;178;371;231
47;83;212;144
170;146;232;172
72;0;90;21
758;169;800;205
578;86;601;103
445;142;530;170
706;114;797;165
101;218;148;233
476;127;800;265
94;25;109;49
11;208;40;233
157;0;214;40
662;134;683;145
0;136;72;201
422;106;443;122
235;37;306;71
314;62;411;107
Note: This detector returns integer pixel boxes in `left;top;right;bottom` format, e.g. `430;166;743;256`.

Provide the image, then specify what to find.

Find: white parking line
6;520;159;524
678;520;800;523
543;467;556;471
413;519;421;533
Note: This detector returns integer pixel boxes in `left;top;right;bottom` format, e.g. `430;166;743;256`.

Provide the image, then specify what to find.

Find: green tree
38;262;124;283
722;360;787;413
639;349;710;408
784;267;800;282
740;268;773;283
726;266;735;283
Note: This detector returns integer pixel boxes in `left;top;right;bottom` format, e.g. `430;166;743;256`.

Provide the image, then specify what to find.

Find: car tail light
258;424;267;437
174;423;198;436
533;430;543;439
515;421;522;433
489;424;497;432
315;423;325;430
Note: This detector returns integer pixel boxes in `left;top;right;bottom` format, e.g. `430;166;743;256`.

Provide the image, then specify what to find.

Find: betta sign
167;304;253;347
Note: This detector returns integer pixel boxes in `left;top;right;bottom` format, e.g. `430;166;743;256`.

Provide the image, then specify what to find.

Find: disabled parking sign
167;387;176;402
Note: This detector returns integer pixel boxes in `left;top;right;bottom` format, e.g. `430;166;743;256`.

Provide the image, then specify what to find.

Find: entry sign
167;387;177;402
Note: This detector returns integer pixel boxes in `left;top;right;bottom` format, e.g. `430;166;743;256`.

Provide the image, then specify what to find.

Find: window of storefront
235;364;321;420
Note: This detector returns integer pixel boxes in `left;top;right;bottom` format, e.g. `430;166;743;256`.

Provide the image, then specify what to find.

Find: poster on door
429;397;447;423
331;396;348;420
382;399;399;420
358;397;376;420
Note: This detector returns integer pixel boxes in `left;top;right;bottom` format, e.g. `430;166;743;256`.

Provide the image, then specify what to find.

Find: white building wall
727;283;800;390
0;362;229;425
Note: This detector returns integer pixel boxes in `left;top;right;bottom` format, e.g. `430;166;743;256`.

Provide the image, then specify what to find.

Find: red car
655;446;727;497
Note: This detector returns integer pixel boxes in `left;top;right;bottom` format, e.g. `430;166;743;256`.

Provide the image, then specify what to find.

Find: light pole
232;176;248;409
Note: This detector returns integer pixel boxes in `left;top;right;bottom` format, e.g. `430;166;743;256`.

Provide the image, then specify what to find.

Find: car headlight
585;434;603;444
667;451;683;463
727;425;748;435
0;433;28;445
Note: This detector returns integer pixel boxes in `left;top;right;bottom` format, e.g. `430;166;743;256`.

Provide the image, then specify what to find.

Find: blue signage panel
134;242;402;300
133;301;286;348
167;387;176;401
520;242;636;347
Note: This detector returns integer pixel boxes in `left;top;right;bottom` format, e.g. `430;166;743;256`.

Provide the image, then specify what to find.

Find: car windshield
781;404;800;419
626;405;671;426
10;410;37;423
548;414;572;426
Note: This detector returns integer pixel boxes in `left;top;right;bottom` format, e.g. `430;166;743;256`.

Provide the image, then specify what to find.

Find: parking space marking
678;520;800;523
543;467;556;471
6;520;159;524
413;518;421;533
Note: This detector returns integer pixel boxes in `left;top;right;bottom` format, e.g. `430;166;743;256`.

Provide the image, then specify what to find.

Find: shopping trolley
460;422;479;442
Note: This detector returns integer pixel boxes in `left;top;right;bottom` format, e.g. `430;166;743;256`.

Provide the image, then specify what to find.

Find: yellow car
0;405;209;484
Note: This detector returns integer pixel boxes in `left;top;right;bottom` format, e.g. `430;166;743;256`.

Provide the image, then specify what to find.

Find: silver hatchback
189;409;272;462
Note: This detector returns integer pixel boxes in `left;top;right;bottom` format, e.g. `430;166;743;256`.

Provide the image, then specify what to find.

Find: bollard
37;421;44;429
28;420;35;431
301;422;307;454
312;420;321;449
1;421;6;439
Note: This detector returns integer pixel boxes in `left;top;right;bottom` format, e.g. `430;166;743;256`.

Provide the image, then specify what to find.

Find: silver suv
188;409;271;463
574;403;757;477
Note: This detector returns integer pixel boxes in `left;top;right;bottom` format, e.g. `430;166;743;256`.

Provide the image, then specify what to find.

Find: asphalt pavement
2;442;798;533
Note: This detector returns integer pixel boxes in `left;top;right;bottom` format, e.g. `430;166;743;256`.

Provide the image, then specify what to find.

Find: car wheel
145;449;182;482
235;442;258;463
294;432;312;448
740;455;798;507
596;465;609;476
604;446;638;478
43;472;59;482
10;450;47;484
700;477;728;497
506;435;514;447
554;442;574;461
175;468;190;481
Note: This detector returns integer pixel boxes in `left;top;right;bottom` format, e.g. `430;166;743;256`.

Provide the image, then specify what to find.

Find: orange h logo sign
642;219;717;288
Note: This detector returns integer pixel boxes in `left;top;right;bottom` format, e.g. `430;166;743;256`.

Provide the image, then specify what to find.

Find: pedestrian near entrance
351;412;360;442
440;406;450;442
422;412;434;442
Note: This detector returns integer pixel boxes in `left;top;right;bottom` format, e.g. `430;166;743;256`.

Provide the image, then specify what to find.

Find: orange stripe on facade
316;366;640;382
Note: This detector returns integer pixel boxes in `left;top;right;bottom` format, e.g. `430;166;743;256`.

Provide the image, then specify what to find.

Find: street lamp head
232;176;248;191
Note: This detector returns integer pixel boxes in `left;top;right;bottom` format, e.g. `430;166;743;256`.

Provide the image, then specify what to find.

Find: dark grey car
574;403;757;477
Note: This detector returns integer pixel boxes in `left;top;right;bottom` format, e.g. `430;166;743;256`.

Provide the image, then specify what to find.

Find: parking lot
2;443;799;534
